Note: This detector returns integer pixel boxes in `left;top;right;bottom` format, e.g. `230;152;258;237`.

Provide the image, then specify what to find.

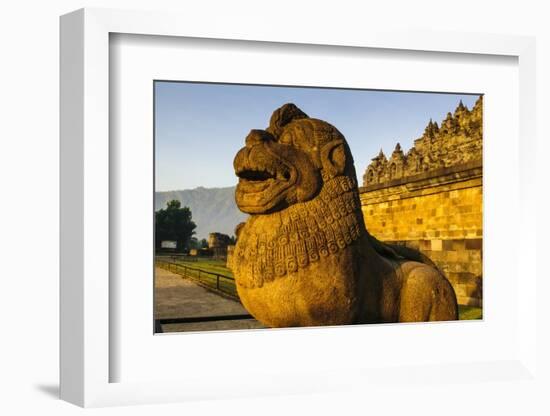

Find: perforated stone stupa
363;96;482;187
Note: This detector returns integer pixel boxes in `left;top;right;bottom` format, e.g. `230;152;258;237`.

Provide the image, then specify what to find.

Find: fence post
217;275;220;290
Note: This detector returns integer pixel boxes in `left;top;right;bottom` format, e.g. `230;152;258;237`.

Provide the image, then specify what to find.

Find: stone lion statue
232;103;458;327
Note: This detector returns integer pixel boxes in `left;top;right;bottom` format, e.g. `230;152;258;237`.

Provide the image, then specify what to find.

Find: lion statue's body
232;104;458;327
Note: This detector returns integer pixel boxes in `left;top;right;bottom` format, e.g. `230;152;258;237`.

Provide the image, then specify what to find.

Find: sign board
160;240;177;249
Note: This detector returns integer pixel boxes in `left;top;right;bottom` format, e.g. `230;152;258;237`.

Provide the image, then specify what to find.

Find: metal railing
156;254;198;262
156;258;237;298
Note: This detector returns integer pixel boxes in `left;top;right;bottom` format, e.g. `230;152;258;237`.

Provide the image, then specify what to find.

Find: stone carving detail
363;96;482;187
208;232;231;248
232;103;458;328
233;175;361;289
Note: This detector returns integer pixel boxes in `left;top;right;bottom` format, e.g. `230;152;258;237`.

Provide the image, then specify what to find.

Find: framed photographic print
60;7;538;408
153;81;483;334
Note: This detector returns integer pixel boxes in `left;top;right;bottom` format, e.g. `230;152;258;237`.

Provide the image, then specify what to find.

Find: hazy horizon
155;82;480;192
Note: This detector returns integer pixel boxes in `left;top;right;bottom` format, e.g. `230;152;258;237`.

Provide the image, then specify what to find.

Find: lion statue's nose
245;129;275;148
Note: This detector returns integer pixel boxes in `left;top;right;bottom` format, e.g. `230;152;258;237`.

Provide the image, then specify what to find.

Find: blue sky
155;82;480;191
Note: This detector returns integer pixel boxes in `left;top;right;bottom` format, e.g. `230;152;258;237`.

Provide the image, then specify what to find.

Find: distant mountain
155;186;248;240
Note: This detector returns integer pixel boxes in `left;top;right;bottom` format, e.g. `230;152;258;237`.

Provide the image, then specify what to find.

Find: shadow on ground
34;383;59;399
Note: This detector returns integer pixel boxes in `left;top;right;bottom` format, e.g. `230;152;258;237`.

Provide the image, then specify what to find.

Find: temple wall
359;161;482;307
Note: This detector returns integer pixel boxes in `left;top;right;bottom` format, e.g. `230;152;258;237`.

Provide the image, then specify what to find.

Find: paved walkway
155;266;264;333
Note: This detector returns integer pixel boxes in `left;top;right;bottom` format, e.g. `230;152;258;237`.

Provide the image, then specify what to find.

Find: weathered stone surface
226;244;235;269
231;103;458;328
363;96;482;186
208;232;232;258
359;98;483;307
208;232;231;248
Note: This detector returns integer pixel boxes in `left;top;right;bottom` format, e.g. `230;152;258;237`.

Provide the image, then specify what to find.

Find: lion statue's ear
234;222;246;240
266;103;308;138
320;140;347;179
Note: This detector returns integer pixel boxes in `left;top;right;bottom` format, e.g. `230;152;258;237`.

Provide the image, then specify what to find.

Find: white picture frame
60;7;539;408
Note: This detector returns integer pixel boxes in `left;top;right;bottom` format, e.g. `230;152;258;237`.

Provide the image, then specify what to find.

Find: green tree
155;200;196;252
200;238;208;249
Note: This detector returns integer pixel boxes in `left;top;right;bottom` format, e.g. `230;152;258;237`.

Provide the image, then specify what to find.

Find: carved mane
233;175;363;288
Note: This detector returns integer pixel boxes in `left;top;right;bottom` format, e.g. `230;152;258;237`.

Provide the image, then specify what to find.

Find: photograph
153;81;483;333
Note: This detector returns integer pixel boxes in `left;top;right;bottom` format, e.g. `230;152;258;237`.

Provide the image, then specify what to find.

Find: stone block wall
359;161;482;307
226;245;235;269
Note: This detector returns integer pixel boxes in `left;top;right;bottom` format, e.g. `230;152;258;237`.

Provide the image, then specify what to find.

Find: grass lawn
172;257;233;277
458;305;483;320
158;257;237;296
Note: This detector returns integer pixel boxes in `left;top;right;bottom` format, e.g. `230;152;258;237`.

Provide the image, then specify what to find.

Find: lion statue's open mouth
231;103;458;328
234;129;299;214
233;104;348;214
